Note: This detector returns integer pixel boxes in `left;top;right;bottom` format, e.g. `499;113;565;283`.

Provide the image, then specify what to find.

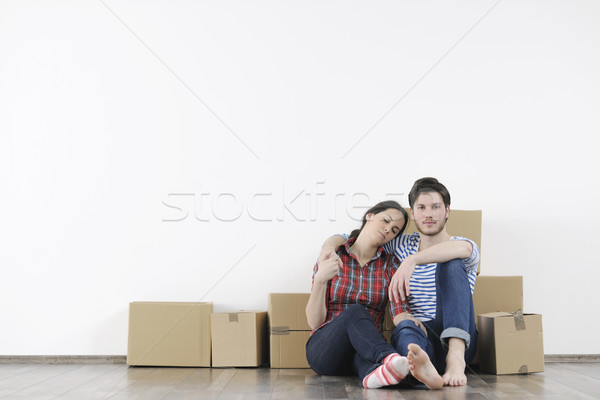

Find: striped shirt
312;238;409;334
383;232;480;321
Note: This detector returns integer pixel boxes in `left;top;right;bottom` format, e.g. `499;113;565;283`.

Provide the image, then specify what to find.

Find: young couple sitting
305;177;479;389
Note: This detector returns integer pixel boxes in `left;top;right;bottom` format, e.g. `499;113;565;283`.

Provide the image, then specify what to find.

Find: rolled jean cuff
440;327;471;348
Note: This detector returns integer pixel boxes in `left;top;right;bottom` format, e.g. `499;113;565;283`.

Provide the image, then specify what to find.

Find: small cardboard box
270;330;311;368
268;293;311;368
477;312;544;375
211;311;268;367
268;293;311;331
128;302;212;367
473;276;523;323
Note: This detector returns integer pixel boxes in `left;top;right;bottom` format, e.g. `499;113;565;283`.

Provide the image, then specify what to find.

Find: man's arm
388;240;474;303
317;235;346;266
405;239;472;266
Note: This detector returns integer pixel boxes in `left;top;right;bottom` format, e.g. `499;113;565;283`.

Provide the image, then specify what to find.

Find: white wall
1;1;599;356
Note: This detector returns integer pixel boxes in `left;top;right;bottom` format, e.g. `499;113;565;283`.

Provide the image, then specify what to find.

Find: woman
305;200;411;389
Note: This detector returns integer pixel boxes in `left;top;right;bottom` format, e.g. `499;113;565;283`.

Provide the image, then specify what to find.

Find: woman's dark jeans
306;304;397;380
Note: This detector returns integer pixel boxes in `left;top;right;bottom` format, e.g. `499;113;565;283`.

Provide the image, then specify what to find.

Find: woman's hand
389;257;416;303
315;250;342;284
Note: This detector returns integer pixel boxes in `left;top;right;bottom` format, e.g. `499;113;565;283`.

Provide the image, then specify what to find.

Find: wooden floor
0;363;599;400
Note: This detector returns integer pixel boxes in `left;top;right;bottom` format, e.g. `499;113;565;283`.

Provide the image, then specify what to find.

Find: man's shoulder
395;232;420;251
400;232;420;243
449;235;472;241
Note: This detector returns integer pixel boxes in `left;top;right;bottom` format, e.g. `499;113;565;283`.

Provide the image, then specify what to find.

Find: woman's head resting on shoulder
349;200;408;246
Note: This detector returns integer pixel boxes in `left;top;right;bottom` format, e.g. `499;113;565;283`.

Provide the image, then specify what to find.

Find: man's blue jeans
306;304;397;380
390;259;478;374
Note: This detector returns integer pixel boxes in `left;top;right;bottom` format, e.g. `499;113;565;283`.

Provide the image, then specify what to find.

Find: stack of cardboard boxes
267;293;312;368
473;276;544;374
126;210;544;374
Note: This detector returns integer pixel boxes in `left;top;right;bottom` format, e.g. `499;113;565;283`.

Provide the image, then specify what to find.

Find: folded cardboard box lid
128;302;213;367
477;311;544;375
268;293;311;331
211;311;268;367
270;330;311;368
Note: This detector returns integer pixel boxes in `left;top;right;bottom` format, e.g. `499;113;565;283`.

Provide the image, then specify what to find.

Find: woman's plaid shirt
312;238;409;334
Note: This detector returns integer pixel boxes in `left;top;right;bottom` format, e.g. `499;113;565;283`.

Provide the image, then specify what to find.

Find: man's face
411;191;449;236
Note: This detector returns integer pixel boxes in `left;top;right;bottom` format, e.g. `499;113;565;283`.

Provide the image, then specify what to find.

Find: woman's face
364;208;406;246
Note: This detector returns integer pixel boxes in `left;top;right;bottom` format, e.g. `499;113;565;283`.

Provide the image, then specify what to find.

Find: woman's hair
408;177;451;208
348;200;408;241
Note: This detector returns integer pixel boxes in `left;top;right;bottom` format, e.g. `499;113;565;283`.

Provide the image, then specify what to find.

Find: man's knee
438;259;469;283
439;259;467;273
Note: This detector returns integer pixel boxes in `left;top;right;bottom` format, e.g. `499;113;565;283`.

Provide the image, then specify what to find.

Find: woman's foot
363;353;409;389
407;344;443;390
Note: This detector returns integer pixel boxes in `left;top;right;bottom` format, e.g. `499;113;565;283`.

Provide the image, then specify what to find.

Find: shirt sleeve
311;262;319;288
450;236;480;274
336;233;349;241
383;233;400;256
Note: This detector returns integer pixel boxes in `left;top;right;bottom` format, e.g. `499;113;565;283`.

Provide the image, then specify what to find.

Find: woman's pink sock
362;353;409;389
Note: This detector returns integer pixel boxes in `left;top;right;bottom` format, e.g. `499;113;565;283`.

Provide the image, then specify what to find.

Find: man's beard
415;219;446;237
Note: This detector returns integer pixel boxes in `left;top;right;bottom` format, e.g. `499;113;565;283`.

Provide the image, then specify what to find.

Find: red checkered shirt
312;238;410;335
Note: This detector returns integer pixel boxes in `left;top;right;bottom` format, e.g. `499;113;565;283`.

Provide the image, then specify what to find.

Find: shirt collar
343;236;386;260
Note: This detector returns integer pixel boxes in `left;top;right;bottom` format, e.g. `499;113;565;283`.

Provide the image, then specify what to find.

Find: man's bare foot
407;343;443;390
443;338;467;386
442;357;467;386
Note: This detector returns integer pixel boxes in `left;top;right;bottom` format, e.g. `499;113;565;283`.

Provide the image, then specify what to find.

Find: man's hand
315;250;342;284
389;257;416;303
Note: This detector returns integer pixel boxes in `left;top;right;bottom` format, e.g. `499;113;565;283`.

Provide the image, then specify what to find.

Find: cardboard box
405;209;482;273
471;275;523;364
211;311;268;367
268;293;311;368
268;293;311;331
127;302;212;367
473;276;523;322
477;312;544;375
270;330;311;368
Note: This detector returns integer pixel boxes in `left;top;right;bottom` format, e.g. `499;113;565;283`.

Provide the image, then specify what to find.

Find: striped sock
362;353;409;389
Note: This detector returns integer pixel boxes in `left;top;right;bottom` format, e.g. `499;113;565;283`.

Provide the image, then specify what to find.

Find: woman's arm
306;250;341;330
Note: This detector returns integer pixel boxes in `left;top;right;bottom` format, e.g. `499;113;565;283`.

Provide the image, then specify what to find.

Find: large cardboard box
477;312;544;375
268;293;311;368
127;302;212;367
405;209;482;273
211;311;268;367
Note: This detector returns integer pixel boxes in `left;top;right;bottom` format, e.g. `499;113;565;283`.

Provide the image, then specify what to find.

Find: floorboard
0;363;597;400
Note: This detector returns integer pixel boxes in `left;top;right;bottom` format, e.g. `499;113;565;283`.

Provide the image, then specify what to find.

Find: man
318;177;479;387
